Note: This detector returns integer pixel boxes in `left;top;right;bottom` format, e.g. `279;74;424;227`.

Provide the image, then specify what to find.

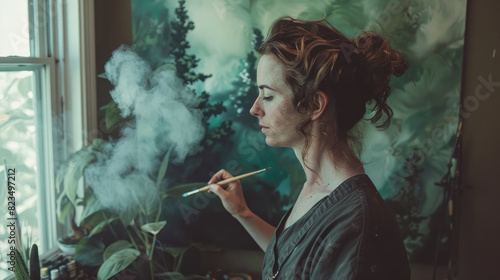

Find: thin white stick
182;167;271;197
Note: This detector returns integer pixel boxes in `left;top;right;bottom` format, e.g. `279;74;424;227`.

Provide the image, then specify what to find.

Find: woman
208;17;410;279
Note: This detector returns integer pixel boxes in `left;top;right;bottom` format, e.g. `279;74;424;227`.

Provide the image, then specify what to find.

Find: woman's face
250;54;303;148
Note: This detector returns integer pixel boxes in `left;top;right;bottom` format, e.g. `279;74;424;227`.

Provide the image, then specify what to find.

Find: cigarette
182;167;271;197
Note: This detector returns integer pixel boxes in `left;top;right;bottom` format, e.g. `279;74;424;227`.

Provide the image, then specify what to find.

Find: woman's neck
293;141;364;194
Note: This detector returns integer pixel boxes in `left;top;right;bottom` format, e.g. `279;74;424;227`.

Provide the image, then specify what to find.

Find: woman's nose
249;98;262;117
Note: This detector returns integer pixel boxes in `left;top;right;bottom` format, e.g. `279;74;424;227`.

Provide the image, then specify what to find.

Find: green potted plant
55;138;108;255
55;137;212;279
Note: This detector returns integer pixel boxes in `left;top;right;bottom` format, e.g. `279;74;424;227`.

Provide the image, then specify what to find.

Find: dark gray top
262;174;410;280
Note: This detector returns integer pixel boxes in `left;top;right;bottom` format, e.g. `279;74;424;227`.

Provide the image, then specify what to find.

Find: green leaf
83;210;116;228
89;217;118;237
14;249;30;280
79;190;105;222
98;72;108;79
74;236;105;266
59;138;106;208
105;100;121;129
103;240;134;262
141;221;167;235
97;248;140;280
55;156;70;194
56;191;74;223
157;145;174;188
119;206;138;227
63;146;98;206
162;182;207;198
142;187;162;222
162;247;185;258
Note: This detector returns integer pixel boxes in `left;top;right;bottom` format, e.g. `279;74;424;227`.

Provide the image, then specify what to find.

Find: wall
458;0;500;278
94;0;133;139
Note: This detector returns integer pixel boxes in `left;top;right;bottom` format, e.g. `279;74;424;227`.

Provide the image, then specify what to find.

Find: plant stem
131;226;154;279
144;231;155;280
150;260;154;280
175;246;189;272
103;212;120;240
126;230;140;251
132;226;147;249
148;234;157;261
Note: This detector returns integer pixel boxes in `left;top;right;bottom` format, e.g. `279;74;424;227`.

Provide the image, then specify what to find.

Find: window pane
0;71;38;278
0;0;31;56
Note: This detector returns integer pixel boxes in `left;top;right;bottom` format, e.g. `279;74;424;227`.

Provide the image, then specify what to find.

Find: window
0;0;96;278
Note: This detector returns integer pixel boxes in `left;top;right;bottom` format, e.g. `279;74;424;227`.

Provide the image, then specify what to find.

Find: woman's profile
208;17;410;279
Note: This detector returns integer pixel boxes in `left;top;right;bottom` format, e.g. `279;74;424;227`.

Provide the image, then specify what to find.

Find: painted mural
127;0;467;264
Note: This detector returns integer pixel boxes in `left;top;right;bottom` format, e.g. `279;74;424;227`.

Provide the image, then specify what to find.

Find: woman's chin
265;138;284;147
265;138;277;147
265;136;302;148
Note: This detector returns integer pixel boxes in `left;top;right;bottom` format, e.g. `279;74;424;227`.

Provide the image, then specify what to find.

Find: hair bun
354;31;408;77
353;31;409;128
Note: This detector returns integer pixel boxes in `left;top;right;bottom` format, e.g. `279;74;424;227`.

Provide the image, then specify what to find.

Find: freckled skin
250;54;304;148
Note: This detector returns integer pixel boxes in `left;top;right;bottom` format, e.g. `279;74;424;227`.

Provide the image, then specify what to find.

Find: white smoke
85;46;205;213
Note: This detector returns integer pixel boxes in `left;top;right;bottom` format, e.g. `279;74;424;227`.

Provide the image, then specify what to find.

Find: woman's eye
263;96;273;101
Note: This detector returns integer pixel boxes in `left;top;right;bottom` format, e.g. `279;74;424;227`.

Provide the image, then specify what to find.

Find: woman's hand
208;169;276;251
208;169;251;218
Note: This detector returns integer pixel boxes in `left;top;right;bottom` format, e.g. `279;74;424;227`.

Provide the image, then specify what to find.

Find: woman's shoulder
316;173;401;239
317;174;410;279
328;174;391;213
319;173;375;213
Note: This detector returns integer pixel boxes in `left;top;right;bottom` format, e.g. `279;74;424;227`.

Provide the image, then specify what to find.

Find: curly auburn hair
258;17;408;166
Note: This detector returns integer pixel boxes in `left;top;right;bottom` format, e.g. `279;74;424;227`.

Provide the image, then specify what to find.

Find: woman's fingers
208;169;234;184
208;184;226;197
206;169;248;217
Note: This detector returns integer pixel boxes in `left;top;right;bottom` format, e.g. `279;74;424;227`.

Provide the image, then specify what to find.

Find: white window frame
0;0;97;256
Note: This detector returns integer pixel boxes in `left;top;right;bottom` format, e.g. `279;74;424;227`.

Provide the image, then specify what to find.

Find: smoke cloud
85;46;205;213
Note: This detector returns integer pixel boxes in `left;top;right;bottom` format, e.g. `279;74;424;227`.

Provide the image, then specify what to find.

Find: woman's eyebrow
258;84;277;92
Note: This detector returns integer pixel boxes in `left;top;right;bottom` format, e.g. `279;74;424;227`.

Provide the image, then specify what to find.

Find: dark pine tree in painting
169;0;233;149
230;28;264;126
169;0;211;85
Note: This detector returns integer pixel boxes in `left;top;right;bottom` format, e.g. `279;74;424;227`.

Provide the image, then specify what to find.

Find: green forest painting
123;0;467;264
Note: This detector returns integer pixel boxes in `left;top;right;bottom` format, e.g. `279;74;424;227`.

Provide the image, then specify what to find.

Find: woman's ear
311;90;329;121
